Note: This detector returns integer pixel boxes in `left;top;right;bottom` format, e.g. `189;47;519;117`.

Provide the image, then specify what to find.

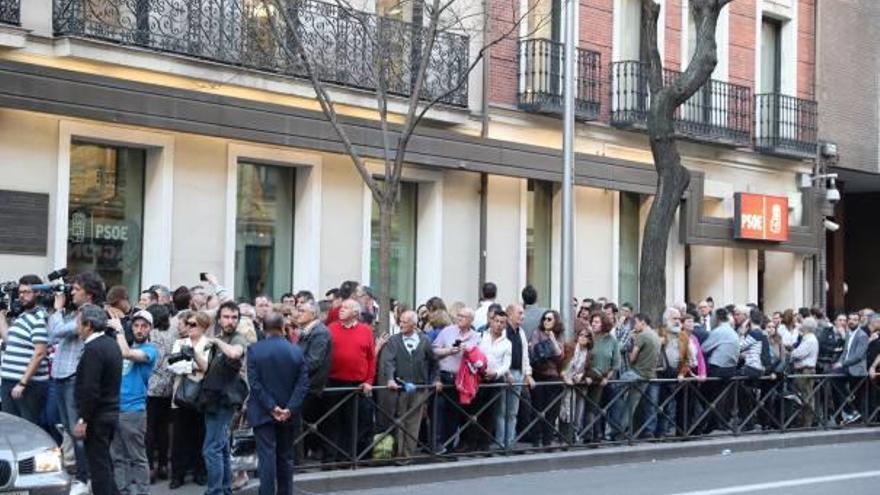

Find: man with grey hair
790;317;819;427
433;306;480;451
383;310;437;458
733;305;751;335
323;298;376;464
294;300;332;460
73;304;123;495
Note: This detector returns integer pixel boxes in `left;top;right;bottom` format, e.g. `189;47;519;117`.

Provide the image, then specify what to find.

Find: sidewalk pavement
249;427;880;493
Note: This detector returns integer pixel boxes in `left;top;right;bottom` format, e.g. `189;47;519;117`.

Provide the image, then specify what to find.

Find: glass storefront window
618;192;641;306
235;162;295;301
67;142;145;299
370;182;417;307
526;179;553;306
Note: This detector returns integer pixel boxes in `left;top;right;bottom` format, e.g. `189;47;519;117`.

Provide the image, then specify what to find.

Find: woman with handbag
528;310;565;448
167;311;211;489
559;329;593;443
145;303;176;483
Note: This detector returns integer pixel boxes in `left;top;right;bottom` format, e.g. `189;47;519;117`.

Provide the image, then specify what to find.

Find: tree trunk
639;109;691;323
376;195;394;337
637;0;730;323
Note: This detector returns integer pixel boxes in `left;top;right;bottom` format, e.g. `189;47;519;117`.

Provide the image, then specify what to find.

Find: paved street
313;440;880;495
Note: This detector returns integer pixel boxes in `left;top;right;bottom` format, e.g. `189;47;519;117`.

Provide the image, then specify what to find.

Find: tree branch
263;0;383;200
402;0;545;144
641;0;664;95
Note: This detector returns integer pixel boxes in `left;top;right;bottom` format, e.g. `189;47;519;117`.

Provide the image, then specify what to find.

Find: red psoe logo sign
734;193;789;242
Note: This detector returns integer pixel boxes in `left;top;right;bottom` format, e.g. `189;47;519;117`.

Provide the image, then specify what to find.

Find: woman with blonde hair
167;311;211;489
656;307;697;437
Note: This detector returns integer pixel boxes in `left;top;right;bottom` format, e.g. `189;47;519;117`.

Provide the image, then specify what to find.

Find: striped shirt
1;308;50;382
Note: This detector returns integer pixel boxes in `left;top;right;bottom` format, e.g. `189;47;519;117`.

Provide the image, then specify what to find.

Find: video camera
167;345;196;365
0;281;22;316
0;268;73;318
32;268;74;311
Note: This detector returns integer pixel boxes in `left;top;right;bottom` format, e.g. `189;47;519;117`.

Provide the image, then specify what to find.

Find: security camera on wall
823;218;840;232
826;186;841;203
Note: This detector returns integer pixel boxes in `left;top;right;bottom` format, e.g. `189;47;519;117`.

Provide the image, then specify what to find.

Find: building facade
815;0;880;313
0;0;823;312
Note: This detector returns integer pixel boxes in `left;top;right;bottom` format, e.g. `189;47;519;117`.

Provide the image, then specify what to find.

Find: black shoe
194;474;207;486
168;478;185;490
157;466;169;480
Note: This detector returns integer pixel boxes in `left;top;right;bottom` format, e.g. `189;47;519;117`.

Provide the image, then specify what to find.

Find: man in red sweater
323;298;376;464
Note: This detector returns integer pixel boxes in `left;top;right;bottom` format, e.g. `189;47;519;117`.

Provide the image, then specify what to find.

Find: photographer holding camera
0;275;50;426
47;271;106;494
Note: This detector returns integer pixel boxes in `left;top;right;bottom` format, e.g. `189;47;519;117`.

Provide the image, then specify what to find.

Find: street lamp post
560;0;576;338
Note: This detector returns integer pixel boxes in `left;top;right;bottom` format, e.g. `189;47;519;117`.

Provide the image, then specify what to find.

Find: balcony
754;93;818;158
0;0;19;25
517;38;602;121
610;60;752;146
52;0;469;107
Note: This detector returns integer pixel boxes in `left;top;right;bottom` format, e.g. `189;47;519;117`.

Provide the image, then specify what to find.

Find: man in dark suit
293;300;332;458
73;304;123;495
246;313;308;495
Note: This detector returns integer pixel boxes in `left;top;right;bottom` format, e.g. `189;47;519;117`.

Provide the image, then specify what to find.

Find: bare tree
258;0;542;334
638;0;734;321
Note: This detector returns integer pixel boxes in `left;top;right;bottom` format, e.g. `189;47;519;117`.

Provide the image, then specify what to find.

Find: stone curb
273;428;880;493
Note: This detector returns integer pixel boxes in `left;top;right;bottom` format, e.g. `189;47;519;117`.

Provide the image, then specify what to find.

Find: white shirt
401;333;420;354
473;300;494;329
478;331;511;378
790;333;819;368
701;315;713;332
778;324;798;347
845;329;856;359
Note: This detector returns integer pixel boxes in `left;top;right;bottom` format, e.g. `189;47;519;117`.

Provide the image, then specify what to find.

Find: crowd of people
1;273;879;495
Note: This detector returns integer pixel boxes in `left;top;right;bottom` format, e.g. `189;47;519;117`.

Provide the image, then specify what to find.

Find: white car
0;412;70;495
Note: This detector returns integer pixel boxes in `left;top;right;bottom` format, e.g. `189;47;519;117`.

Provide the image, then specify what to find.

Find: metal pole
561;0;576;338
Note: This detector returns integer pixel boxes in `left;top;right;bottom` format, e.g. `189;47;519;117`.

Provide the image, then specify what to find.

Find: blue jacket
246;335;309;427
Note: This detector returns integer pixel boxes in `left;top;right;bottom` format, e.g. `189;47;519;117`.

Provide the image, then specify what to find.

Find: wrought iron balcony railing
517;38;602;121
610;60;752;146
0;0;20;26
53;0;469;107
754;93;818;157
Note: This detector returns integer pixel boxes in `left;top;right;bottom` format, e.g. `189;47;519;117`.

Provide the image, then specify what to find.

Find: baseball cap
131;309;154;326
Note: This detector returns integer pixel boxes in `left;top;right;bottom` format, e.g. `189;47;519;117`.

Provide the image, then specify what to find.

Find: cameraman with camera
47;271;106;494
0;275;50;426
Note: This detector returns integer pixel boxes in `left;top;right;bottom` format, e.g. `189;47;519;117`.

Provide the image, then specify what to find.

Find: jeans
44;379;62;444
203;407;235;495
639;381;660;437
57;375;90;482
609;370;639;438
1;378;48;427
657;382;678;436
110;411;149;495
494;370;523;449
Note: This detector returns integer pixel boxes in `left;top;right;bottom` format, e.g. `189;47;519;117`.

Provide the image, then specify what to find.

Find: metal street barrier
289;374;880;471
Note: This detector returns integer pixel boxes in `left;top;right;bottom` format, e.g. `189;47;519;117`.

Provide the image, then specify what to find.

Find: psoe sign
734;193;789;242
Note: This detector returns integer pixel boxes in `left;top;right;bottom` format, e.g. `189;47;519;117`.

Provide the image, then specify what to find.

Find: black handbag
173;376;203;410
529;338;555;366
